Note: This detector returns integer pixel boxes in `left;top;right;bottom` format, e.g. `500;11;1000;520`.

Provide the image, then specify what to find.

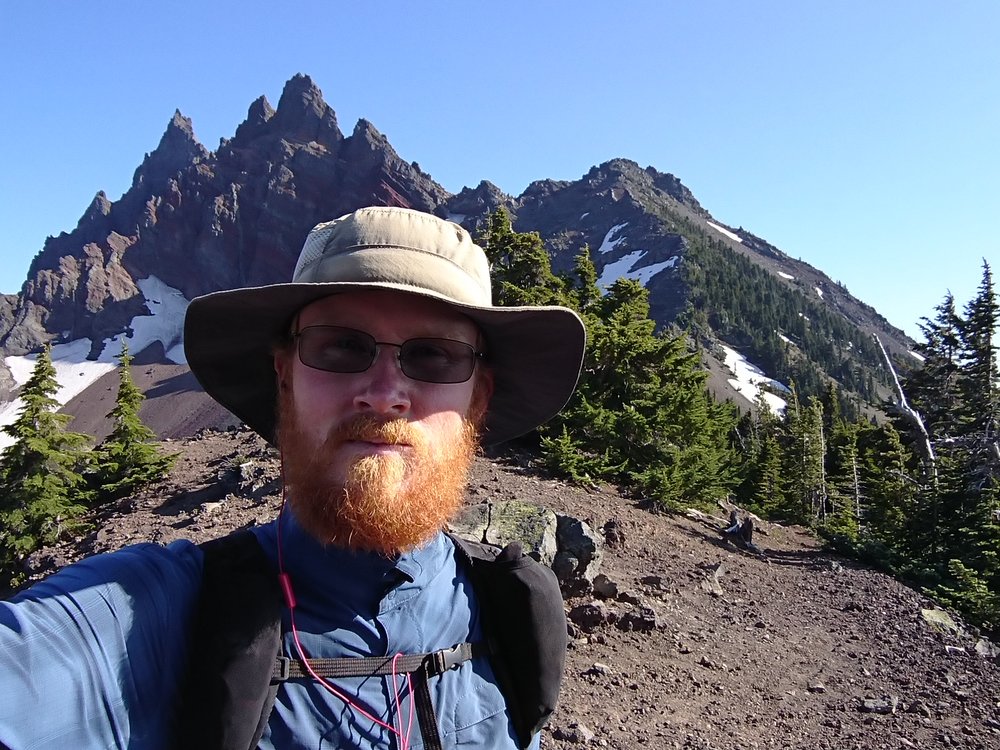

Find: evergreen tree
951;262;1000;614
957;261;1000;437
552;277;739;509
732;394;785;516
856;421;917;550
570;245;602;314
478;207;570;307
0;345;92;582
902;293;963;441
492;226;744;511
888;268;1000;632
824;418;861;540
92;342;177;501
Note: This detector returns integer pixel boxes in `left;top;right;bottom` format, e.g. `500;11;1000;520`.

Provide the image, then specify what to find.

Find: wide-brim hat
184;206;586;446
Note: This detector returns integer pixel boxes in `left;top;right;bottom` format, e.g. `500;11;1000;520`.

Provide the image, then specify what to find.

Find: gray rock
602;519;626;548
922;608;963;636
974;638;1000;659
592;574;619;599
450;503;490;542
618;604;663;632
553;515;604;592
568;602;617;632
859;696;898;714
616;590;643;606
700;562;726;597
451;501;558;565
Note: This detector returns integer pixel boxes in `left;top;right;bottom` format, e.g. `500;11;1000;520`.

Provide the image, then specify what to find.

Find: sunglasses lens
295;327;478;383
298;326;376;373
399;339;476;384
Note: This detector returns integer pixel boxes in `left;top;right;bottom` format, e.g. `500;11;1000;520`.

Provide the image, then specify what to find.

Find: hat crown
293;207;493;306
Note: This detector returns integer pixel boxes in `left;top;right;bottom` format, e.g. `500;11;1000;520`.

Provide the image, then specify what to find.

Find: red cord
391;653;415;750
276;460;412;744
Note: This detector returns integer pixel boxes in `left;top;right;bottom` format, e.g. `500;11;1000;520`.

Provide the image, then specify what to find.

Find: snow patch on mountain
721;345;789;416
598;223;629;254
706;221;742;243
599;251;677;290
0;277;190;448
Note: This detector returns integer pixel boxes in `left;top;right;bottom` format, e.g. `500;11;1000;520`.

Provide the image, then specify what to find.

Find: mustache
327;415;423;447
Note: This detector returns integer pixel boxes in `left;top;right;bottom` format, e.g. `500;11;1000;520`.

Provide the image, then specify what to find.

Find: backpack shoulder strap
173;530;282;750
446;532;567;749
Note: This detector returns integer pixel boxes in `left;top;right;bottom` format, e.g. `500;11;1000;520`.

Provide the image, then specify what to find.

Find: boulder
552;514;603;593
450;500;558;565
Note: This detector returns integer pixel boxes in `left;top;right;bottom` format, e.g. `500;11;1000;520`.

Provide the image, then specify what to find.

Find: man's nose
352;346;411;415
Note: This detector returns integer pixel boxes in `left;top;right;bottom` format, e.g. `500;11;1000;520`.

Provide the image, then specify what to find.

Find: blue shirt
0;513;533;749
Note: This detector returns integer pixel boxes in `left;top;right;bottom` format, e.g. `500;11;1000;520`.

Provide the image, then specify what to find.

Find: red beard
277;397;479;556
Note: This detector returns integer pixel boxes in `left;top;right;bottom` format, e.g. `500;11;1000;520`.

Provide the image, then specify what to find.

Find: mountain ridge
0;73;915;430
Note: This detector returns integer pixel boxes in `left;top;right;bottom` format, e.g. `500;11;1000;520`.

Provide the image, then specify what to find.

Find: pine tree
903;293;963;440
732;394;784;516
890;268;1000;632
825;418;861;541
92;342;176;501
546;277;739;510
957;261;1000;438
952;262;1000;607
857;421;917;551
0;344;92;582
570;245;602;314
478;207;570;307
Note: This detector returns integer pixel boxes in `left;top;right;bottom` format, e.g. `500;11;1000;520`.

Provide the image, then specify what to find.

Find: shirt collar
275;510;452;595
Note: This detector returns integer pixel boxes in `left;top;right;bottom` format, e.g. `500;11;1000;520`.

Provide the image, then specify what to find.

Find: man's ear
469;368;494;426
274;349;291;391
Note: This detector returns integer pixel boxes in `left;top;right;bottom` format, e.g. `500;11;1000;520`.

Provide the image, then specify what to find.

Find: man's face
274;289;491;554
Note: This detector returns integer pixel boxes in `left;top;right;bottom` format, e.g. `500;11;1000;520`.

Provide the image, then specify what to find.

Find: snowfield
0;276;190;449
721;344;789;416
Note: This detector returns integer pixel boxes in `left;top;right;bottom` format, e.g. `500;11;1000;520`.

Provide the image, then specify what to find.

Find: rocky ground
18;427;1000;749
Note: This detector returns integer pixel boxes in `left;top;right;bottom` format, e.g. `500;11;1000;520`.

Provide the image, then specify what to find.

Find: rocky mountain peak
231;95;276;145
444;180;510;220
521;178;572;202
73;191;113;237
127;110;207;196
271;73;341;147
86;191;112;219
350;118;385;145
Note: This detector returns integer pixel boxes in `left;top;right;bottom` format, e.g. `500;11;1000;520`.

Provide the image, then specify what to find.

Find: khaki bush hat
184;206;586;446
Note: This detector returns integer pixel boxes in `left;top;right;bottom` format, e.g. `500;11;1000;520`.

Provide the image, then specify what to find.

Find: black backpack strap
447;533;568;749
174;531;283;750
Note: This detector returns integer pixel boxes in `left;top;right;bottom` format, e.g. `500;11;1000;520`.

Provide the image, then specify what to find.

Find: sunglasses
293;325;486;384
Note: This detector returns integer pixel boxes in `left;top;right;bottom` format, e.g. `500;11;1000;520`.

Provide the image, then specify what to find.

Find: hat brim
183;281;586;446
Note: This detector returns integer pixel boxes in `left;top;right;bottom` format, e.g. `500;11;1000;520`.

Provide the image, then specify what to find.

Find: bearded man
0;207;586;750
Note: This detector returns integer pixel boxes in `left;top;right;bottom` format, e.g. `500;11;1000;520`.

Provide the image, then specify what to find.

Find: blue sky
2;2;997;340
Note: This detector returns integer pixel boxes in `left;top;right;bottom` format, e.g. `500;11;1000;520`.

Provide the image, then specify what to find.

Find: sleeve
0;541;203;750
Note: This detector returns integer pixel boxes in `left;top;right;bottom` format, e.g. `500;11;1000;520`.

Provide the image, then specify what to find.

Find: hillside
18;428;1000;749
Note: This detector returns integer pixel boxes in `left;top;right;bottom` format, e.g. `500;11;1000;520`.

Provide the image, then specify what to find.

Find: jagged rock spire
270;73;341;146
129;110;208;193
232;95;276;144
